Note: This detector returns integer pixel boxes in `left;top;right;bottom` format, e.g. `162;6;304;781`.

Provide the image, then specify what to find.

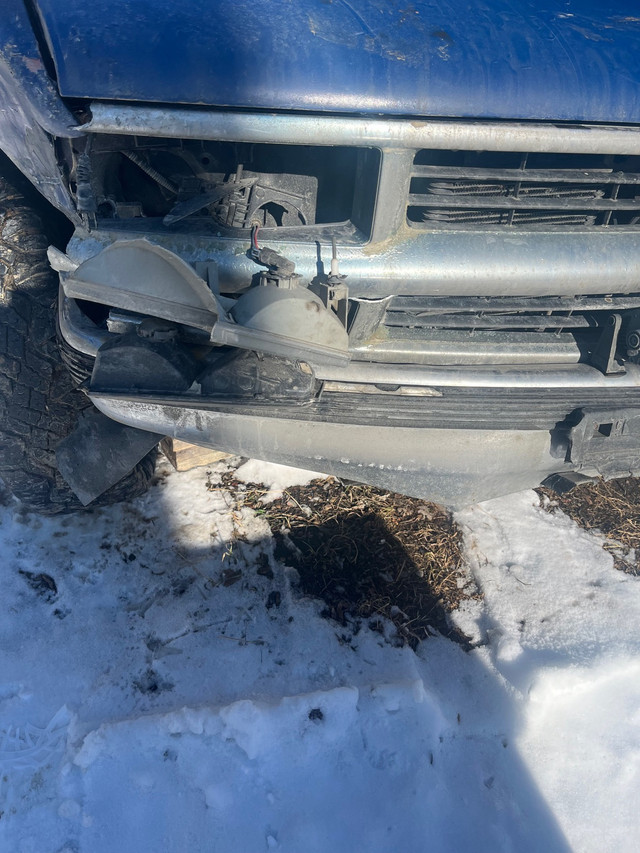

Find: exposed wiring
251;223;260;252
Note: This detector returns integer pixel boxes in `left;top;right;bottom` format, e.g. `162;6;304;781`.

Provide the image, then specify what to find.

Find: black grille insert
408;150;640;228
384;293;640;333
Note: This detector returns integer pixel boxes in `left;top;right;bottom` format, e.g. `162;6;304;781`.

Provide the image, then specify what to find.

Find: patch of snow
1;470;639;852
454;490;640;852
235;458;327;499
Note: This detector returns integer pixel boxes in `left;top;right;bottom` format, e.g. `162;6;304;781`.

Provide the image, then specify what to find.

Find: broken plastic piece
60;239;222;331
47;245;79;272
92;331;199;394
56;409;162;506
199;350;316;401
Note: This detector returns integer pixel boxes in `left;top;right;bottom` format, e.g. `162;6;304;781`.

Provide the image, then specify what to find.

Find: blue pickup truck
3;0;640;512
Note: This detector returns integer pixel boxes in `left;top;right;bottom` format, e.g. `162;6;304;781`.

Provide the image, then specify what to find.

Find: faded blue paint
33;0;640;123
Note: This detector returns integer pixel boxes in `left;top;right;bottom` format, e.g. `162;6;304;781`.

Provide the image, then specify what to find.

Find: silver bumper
89;391;569;506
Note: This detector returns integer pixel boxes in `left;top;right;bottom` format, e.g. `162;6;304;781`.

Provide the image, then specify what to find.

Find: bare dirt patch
538;477;640;575
222;474;479;649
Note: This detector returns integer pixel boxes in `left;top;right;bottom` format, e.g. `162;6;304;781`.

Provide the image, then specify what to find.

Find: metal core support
83;105;640;156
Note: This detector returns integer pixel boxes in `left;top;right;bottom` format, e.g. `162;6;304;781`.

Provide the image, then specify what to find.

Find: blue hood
35;0;640;123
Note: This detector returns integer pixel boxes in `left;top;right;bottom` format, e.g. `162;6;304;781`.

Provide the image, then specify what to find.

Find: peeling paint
23;56;44;73
569;25;612;44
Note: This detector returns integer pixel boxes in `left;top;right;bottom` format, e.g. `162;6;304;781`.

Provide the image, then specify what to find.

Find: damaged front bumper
55;235;640;507
89;391;566;506
84;374;640;506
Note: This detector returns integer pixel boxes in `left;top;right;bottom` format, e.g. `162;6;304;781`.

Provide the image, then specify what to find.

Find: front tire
0;167;156;514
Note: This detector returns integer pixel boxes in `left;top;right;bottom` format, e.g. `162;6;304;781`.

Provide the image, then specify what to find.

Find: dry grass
224;474;478;649
538;477;640;574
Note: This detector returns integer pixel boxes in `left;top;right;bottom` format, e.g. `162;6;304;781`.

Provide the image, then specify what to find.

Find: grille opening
412;149;640;171
408;149;640;228
89;136;379;237
367;292;640;368
408;206;601;227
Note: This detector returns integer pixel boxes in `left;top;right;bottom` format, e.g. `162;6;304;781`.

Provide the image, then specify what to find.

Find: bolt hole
627;330;640;350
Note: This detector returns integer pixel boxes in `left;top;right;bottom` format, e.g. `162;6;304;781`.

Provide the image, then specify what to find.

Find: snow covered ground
1;459;639;853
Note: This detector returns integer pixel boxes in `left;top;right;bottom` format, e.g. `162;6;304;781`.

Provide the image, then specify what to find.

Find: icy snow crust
1;462;639;853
